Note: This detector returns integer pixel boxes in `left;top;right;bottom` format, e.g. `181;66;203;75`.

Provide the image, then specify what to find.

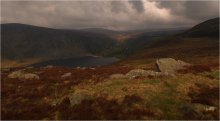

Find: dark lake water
30;56;119;67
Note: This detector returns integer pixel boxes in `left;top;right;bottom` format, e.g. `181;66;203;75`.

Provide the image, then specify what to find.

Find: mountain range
1;23;118;60
1;18;219;67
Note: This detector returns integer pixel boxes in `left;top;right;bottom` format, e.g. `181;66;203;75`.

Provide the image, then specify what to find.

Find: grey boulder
156;58;190;74
8;70;39;80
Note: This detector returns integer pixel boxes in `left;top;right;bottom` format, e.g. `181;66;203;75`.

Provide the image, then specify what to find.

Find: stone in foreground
8;70;40;80
156;58;190;74
61;72;72;79
125;69;171;79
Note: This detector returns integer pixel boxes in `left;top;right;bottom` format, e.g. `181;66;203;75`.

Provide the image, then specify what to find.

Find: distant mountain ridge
182;18;219;37
1;18;218;68
1;23;118;61
1;23;186;61
123;18;219;64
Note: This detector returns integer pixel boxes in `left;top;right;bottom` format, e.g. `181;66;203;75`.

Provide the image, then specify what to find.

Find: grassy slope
1;65;219;120
2;35;219;119
117;18;219;68
117;37;219;68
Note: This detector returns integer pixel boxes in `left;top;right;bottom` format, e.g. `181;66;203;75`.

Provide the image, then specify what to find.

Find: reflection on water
30;56;119;67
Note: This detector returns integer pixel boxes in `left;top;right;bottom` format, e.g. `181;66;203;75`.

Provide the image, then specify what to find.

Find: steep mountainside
120;18;219;67
2;18;218;68
1;23;118;61
106;29;186;58
1;23;186;67
182;18;219;37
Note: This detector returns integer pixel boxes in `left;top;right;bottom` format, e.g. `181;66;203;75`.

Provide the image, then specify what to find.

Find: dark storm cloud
111;1;129;13
184;1;219;20
128;1;145;13
1;0;219;30
156;1;219;21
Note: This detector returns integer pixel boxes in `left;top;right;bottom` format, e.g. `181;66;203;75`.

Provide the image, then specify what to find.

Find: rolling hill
182;18;219;37
1;23;118;61
1;23;186;67
1;18;218;68
106;28;186;58
119;18;219;67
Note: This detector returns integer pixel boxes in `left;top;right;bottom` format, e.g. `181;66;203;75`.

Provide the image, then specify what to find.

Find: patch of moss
207;70;219;80
92;80;128;94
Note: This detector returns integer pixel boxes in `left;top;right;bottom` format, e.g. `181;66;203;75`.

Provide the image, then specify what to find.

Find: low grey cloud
111;1;129;13
156;1;219;22
128;0;145;13
1;0;219;30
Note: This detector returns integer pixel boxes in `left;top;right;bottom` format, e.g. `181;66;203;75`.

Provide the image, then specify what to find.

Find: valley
1;18;219;120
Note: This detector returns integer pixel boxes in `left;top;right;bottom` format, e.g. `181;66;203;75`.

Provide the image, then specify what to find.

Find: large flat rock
156;58;190;74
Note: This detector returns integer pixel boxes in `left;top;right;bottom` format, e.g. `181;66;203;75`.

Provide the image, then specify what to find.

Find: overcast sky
1;0;219;30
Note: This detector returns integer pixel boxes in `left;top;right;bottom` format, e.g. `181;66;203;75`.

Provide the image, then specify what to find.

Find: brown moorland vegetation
1;59;219;120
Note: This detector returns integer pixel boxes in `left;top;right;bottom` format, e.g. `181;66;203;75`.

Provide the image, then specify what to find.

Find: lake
30;56;119;67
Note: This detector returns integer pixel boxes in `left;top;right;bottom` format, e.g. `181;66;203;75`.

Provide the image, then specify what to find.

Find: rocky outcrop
23;73;40;80
126;69;149;78
109;69;170;79
8;70;39;80
8;70;24;79
156;58;190;74
193;103;217;112
90;68;96;70
126;69;170;79
61;72;72;79
76;67;87;70
109;58;190;79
